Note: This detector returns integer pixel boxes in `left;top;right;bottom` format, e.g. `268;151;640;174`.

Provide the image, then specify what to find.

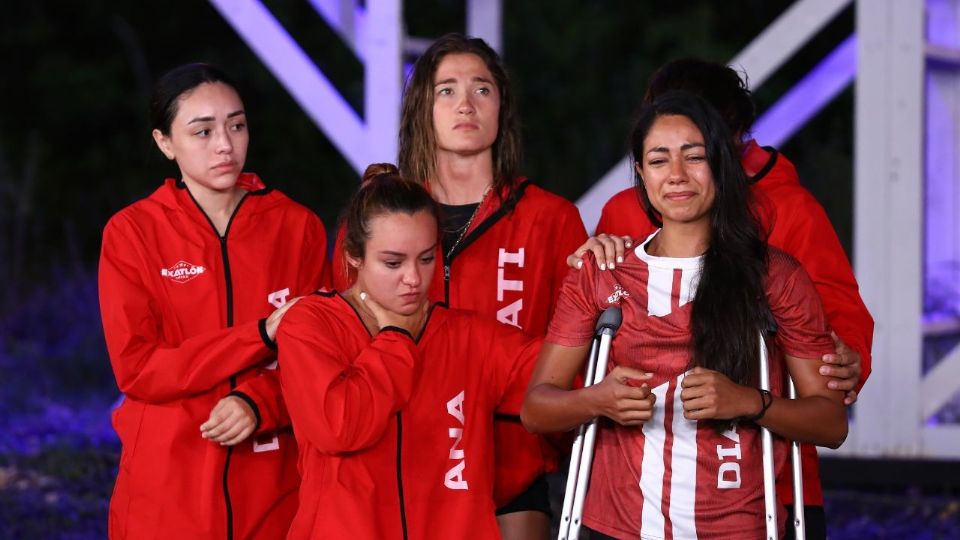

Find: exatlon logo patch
160;261;206;284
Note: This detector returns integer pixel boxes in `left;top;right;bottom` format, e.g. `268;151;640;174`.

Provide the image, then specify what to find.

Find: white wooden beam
364;0;403;165
731;0;853;87
921;344;960;419
467;0;502;53
851;0;925;456
209;0;369;172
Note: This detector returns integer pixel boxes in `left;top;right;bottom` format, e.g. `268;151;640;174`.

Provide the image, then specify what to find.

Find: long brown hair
398;33;522;200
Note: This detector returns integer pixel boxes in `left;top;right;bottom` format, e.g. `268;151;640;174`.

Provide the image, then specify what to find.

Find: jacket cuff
379;326;414;340
258;318;277;350
228;391;262;433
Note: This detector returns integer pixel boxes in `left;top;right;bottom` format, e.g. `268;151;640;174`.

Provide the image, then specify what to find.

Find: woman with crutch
277;164;543;539
521;91;848;539
583;58;874;539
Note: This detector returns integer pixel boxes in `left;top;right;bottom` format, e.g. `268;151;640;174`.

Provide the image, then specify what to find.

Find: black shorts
784;504;826;540
495;474;551;516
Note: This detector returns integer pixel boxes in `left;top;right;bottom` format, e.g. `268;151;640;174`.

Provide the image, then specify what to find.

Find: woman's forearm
521;383;598;434
756;394;847;449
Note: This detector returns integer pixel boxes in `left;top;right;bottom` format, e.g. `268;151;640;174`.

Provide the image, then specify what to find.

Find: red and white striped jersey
595;141;875;507
546;234;835;539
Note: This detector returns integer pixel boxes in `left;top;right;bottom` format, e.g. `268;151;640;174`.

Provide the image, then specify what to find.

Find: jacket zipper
441;180;530;305
396;413;409;540
186;189;248;540
443;264;451;304
341;295;435;540
221;234;237;540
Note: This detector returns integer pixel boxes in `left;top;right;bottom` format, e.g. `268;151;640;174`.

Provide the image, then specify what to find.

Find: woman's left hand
566;234;633;271
200;395;257;446
819;332;862;406
679;367;757;421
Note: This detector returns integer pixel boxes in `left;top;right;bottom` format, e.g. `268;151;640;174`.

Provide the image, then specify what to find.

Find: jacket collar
152;173;273;234
741;140;778;184
155;172;270;209
426;176;528;237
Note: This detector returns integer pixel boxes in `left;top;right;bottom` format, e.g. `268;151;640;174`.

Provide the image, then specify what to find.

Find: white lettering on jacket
444;390;469;490
160;261;205;284
267;288;291;308
496;248;524;328
252;287;292;453
716;425;742;489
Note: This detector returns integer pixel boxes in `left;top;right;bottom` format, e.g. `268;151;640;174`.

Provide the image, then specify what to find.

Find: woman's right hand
585;366;655;426
360;291;429;337
566;234;634;271
263;296;303;341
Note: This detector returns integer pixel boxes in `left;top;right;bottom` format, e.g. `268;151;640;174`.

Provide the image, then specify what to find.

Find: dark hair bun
361;163;400;185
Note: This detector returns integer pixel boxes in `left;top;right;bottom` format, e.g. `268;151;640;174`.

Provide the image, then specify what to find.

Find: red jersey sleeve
546;252;604;346
766;251;836;361
548;203;590;319
765;190;874;390
99;217;273;403
277;299;420;453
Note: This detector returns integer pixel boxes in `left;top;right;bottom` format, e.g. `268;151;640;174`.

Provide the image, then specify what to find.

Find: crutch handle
595;306;623;335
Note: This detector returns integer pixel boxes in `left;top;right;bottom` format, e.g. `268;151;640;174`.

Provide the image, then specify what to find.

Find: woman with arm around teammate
277;164;543;540
98;63;329;539
522;91;847;539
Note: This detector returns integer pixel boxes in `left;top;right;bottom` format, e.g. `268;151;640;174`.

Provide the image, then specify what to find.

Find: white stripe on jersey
647;266;674;317
640;381;670;539
669;373;699;540
678;267;700;308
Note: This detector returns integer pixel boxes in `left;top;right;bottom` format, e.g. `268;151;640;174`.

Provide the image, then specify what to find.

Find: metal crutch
788;377;805;539
758;331;806;540
558;306;623;540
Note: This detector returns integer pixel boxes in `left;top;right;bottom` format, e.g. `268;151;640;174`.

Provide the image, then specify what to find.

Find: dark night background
1;1;956;538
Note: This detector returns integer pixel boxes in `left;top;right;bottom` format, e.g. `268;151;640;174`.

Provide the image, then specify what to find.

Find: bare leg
497;511;550;540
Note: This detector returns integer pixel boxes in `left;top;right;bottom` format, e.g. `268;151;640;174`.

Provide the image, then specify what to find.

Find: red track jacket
99;175;329;539
332;180;587;505
594;141;874;505
277;292;542;539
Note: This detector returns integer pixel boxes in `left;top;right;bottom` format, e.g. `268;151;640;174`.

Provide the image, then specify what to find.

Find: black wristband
228;391;262;433
743;388;773;423
258;318;277;350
